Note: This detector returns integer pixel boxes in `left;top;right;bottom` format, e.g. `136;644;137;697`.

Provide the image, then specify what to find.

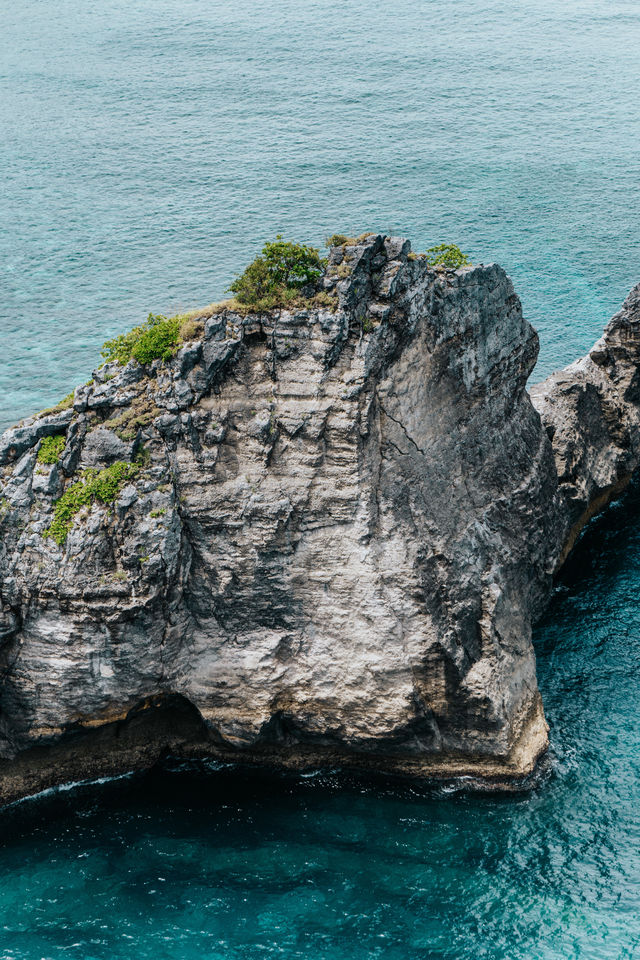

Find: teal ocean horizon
2;1;640;958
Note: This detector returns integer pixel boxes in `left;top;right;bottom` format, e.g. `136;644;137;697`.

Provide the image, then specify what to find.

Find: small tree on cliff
229;237;325;308
425;244;471;269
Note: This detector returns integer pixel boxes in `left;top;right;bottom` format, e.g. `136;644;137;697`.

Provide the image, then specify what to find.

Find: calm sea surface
2;0;640;957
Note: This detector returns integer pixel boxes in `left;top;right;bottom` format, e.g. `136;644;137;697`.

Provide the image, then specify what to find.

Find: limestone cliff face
531;283;640;567
0;234;624;803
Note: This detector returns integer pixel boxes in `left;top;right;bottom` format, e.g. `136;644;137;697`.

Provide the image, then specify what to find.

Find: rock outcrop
0;234;637;804
531;282;640;567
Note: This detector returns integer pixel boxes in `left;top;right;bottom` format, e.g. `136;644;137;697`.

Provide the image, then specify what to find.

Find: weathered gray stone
530;282;640;567
0;234;636;805
78;427;132;469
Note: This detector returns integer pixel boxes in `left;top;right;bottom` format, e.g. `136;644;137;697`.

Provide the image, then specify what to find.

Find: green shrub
228;257;273;306
45;461;140;545
101;324;143;365
229;236;324;308
425;244;471;269
131;315;180;363
326;234;352;247
37;435;66;465
101;244;332;365
101;314;181;366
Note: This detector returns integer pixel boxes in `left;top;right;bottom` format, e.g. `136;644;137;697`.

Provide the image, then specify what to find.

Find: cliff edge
0;235;637;803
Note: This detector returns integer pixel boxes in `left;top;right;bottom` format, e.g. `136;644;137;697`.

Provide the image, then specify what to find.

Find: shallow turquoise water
2;0;640;428
2;0;640;956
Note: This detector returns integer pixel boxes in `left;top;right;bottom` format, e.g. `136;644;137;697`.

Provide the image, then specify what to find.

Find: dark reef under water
1;482;640;959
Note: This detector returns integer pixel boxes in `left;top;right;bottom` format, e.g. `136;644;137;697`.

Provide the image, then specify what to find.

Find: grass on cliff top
45;461;140;545
100;237;336;367
101;314;205;366
37;434;66;465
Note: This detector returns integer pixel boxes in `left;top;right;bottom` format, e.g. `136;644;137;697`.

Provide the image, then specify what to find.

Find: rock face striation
0;234;638;804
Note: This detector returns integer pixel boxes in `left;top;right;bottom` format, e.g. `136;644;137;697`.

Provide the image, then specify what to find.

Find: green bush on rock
229;236;325;309
425;244;471;269
325;234;352;247
37;435;66;465
101;314;181;366
45;461;140;545
99;238;337;362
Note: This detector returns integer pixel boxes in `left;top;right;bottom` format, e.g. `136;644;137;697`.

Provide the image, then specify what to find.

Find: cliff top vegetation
101;314;204;366
228;236;326;309
99;234;471;369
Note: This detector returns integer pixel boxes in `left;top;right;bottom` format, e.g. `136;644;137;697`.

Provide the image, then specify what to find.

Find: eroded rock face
0;235;582;802
531;283;640;567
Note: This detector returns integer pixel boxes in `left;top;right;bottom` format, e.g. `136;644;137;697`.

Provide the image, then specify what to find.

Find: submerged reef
0;234;638;804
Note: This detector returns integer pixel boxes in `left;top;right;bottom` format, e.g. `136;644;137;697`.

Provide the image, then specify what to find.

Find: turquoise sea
2;0;640;956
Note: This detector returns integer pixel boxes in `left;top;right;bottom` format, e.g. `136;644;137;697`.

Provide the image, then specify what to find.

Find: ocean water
2;485;640;960
2;0;640;956
3;0;640;429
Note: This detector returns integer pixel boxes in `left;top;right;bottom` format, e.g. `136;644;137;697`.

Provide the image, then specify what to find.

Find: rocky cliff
0;234;637;804
530;282;640;567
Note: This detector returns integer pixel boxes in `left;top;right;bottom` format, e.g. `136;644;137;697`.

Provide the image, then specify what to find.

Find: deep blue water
2;486;640;959
2;0;640;957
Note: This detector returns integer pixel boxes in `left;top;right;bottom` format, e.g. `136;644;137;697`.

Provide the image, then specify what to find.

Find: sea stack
1;234;638;804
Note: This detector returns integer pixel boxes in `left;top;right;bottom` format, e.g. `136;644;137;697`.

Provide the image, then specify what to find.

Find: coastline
0;693;549;809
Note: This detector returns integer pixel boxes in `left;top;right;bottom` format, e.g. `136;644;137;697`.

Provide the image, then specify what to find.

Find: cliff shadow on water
534;473;640;772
